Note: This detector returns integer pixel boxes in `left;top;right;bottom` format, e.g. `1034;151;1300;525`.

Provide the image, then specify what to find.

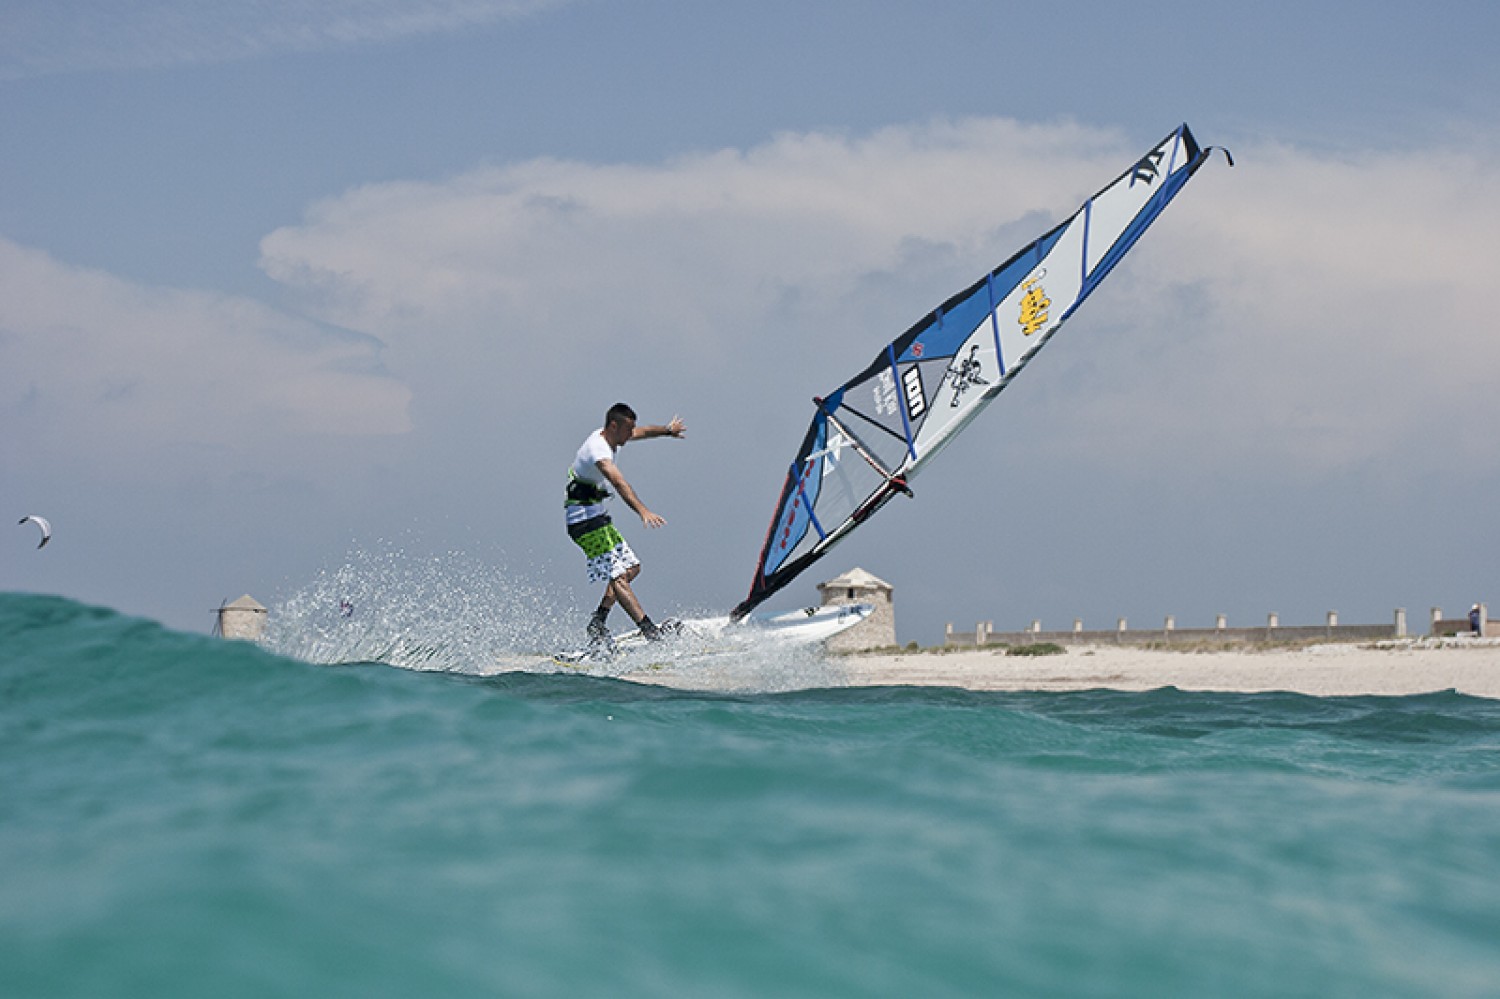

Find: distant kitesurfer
566;403;685;652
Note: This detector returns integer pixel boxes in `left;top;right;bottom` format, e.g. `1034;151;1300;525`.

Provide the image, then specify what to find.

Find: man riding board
565;403;685;652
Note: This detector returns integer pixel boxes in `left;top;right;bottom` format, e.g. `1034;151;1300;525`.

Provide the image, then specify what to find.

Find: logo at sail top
1131;149;1164;186
1017;270;1051;336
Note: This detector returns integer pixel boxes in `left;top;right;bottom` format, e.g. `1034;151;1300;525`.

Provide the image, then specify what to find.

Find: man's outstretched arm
630;415;686;441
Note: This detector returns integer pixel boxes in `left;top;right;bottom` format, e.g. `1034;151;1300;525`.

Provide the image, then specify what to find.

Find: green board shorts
567;515;640;584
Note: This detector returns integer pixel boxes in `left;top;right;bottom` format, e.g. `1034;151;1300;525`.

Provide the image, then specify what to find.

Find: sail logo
821;434;849;478
945;345;988;407
1131;149;1164;186
1017;273;1051;336
902;365;926;421
874;369;899;417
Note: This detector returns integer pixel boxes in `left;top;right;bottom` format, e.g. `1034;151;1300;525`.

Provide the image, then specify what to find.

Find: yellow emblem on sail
1017;276;1051;336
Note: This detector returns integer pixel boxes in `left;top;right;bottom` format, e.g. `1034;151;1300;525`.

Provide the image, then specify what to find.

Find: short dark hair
605;402;637;426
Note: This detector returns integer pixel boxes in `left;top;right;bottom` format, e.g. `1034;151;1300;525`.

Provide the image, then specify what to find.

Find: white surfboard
551;602;874;667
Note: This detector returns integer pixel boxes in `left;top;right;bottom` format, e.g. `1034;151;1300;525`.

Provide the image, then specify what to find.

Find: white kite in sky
19;515;51;549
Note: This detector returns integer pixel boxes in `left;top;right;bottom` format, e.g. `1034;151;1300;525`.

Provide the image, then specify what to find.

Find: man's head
603;402;637;447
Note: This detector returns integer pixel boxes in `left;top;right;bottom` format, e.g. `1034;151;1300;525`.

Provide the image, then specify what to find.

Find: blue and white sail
733;124;1229;620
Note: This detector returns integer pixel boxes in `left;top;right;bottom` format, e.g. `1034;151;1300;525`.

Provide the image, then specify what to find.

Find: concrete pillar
1029;619;1041;635
975;621;989;647
1326;610;1338;637
1267;612;1279;630
1431;607;1443;635
1164;615;1175;632
217;595;267;641
1073;618;1083;634
1394;608;1406;638
1216;613;1227;631
1117;617;1128;632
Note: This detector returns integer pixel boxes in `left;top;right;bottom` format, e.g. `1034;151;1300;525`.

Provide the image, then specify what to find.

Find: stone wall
946;610;1410;648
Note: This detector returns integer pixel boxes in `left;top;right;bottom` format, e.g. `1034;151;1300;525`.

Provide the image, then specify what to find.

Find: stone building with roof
817;568;897;652
215;594;267;640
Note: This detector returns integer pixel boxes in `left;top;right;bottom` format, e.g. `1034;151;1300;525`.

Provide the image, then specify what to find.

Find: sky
4;0;1500;645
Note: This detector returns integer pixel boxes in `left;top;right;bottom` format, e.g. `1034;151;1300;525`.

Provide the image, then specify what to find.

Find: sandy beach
828;638;1500;698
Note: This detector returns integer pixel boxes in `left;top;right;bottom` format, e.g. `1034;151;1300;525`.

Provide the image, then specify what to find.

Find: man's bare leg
594;565;672;641
603;565;646;625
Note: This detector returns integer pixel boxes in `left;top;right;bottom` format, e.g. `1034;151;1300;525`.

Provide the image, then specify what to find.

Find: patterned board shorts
569;517;640;584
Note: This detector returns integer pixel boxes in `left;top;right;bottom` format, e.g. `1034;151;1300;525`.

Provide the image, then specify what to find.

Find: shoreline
824;638;1500;698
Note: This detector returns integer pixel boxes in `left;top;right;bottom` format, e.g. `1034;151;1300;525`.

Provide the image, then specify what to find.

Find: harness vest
565;468;611;506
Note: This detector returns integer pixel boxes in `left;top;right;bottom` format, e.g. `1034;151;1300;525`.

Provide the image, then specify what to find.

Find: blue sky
4;0;1499;645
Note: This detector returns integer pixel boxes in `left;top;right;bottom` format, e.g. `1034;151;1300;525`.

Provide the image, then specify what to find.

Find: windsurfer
565;403;686;650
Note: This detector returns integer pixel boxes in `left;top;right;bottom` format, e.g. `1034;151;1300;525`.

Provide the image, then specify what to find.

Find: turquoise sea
5;589;1500;998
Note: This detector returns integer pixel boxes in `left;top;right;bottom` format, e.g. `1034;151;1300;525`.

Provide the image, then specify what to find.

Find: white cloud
0;237;412;460
0;0;571;78
1055;138;1500;473
259;117;1500;478
260;119;1133;367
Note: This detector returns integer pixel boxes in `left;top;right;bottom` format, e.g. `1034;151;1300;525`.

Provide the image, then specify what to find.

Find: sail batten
731;124;1227;621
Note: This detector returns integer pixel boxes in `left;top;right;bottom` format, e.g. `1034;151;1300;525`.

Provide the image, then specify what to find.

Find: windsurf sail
732;124;1230;620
